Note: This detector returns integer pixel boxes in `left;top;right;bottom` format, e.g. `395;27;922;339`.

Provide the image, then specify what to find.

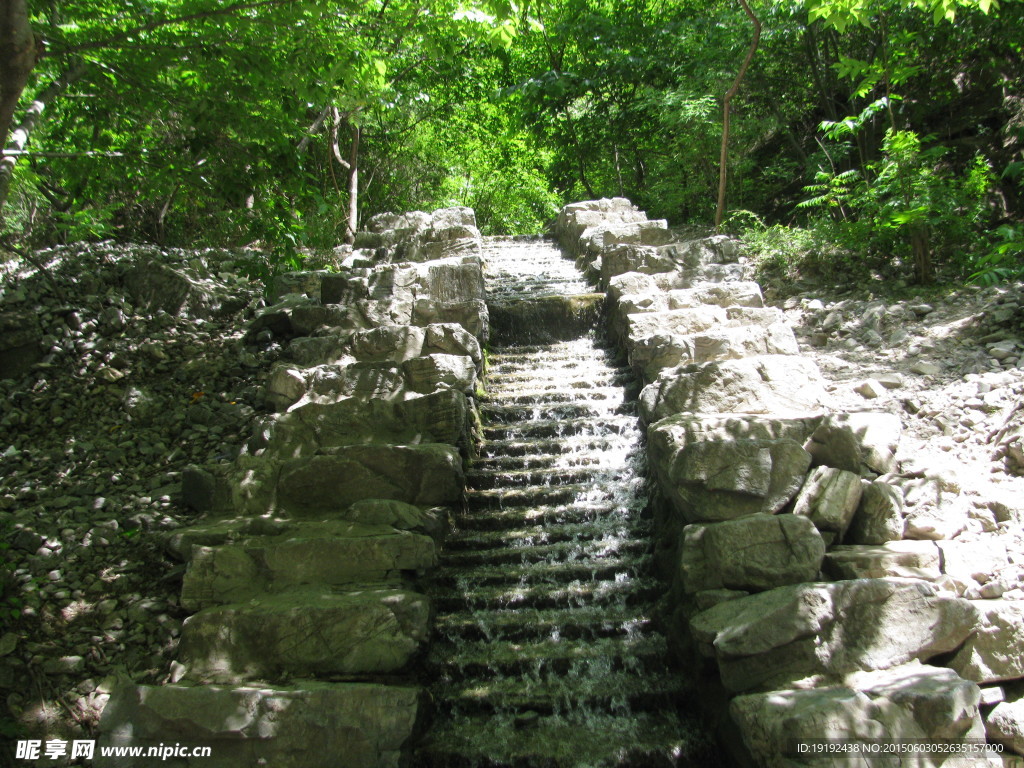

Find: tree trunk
715;0;761;230
345;123;359;245
911;225;932;283
0;61;86;214
0;0;34;153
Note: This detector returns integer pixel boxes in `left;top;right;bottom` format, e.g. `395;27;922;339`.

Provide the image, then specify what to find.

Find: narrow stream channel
416;238;715;767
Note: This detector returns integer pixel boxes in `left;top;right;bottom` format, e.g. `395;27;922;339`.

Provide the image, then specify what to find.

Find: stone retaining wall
97;207;487;767
556;198;1021;767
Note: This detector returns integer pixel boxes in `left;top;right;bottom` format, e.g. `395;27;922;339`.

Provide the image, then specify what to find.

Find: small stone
909;303;935;317
854;379;886;399
911;360;942;376
876;373;903;390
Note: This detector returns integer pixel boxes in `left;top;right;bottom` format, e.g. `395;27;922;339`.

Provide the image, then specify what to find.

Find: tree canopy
0;0;1021;282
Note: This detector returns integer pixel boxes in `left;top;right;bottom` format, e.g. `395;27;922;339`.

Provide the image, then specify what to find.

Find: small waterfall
417;239;715;767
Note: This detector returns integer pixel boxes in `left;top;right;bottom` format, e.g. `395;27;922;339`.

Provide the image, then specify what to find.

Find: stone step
467;481;624;509
484;388;625;406
466;465;607;490
431;575;661;613
435;670;683;715
416;711;712;768
431;554;652;589
480;401;618;424
176;586;430;683
427;634;670;681
443;520;650;552
472;452;608;472
452;501;625;531
486;377;632;397
177;520;437;610
99;682;424;768
433;604;654;644
442;536;650;568
477;436;623;459
482;416;636;441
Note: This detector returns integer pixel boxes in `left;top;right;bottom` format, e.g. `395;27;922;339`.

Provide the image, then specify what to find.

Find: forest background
0;0;1020;287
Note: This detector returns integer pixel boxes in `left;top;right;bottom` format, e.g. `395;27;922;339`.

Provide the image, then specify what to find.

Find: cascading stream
417;238;714;767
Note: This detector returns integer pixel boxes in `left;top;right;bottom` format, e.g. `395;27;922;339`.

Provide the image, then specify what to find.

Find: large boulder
625;306;784;342
846;480;905;544
555;197;648;252
791;466;864;542
639;355;828;423
179;521;437;610
690;579;978;692
806;412;902;475
177;587;430;681
987;698;1024;755
949;600;1024;684
261;389;474;458
730;665;983;768
652;438;812;524
628;323;799;384
680;514;825;593
98;682;421;768
275;444;464;514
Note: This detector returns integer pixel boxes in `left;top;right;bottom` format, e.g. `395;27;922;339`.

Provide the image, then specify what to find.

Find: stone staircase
415;239;715;767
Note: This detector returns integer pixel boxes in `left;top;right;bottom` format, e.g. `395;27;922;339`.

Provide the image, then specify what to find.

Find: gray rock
178;586;429;681
731;665;983;767
949;600;1024;684
655;438;811;524
791;466;863;541
987;699;1024;755
179;522;437;609
639;355;828;423
824;541;941;581
99;681;421;768
629;323;799;384
680;514;825;593
847;480;905;545
806;412;902;475
690;579;978;692
275;443;464;514
911;360;942;376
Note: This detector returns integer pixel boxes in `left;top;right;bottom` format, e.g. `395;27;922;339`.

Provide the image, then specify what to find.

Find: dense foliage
0;0;1021;283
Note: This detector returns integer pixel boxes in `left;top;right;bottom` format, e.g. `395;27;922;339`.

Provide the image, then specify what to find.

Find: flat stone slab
98;681;420;768
177;587;430;682
824;541;942;581
179;521;437;610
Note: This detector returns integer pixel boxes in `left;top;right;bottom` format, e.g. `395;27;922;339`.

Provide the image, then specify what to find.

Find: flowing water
416;238;714;767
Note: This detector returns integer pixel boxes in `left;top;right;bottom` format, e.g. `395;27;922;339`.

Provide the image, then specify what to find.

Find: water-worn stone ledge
555;198;1012;766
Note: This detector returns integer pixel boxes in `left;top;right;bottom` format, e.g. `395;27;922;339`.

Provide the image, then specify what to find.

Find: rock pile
0;243;270;753
557;198;1023;766
97;207;487;767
